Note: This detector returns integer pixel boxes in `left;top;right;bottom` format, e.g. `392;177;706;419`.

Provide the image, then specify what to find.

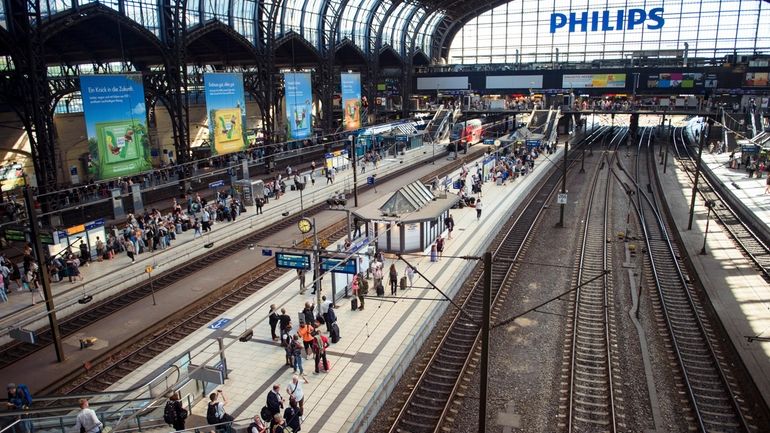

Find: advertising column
80;74;153;180
204;73;247;156
284;72;313;140
341;72;362;130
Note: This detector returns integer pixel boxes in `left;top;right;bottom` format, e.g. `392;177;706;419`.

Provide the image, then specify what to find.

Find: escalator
527;110;550;134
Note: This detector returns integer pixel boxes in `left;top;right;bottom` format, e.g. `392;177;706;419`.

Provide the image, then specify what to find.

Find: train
450;119;484;150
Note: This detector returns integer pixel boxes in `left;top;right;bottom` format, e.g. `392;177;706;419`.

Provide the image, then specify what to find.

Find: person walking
445;214;455;239
268;305;280;341
475;199;483;220
405;265;415;289
297;269;306;294
388;264;398;295
74;399;103;433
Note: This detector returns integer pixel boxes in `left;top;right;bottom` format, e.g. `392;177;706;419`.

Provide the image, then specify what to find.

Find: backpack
260;405;272;422
206;402;221;425
163;401;176;425
15;384;32;407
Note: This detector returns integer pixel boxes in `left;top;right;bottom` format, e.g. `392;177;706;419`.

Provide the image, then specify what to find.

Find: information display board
275;253;311;270
319;256;358;275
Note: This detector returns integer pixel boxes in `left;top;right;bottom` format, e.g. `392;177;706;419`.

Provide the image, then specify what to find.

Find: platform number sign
557;193;568;205
209;318;231;330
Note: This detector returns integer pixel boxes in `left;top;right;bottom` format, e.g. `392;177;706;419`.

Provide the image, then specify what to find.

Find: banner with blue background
80;74;152;180
284;72;313;140
204;73;247;155
341;72;362;131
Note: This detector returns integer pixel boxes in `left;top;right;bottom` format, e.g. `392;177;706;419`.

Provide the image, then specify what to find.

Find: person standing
278;308;292;346
255;197;264;215
125;239;136;264
297;322;314;359
357;273;367;310
283;399;302;432
268;305;279;341
436;237;444;259
164;392;188;431
310;161;316;185
266;384;284;419
388;264;398;296
206;390;232;433
312;330;329;373
290;335;307;378
320;295;333;330
74;399;103;433
475;199;483;221
286;375;306;415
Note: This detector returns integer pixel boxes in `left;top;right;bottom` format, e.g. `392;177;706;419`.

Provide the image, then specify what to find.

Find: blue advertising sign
208;318;231;329
341;72;362;131
275;252;311;270
204;73;247;156
209;179;225;189
284;72;313;140
80;74;153;180
549;7;664;33
319;256;358;275
526;139;541;150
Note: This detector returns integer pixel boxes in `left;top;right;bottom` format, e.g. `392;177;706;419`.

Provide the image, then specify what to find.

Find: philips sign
550;8;664;33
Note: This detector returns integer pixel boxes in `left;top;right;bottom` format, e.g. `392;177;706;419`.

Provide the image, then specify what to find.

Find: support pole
25;186;64;362
313;218;322;316
559;139;568;227
700;202;713;255
217;337;228;380
580;149;586;173
478;251;492;433
350;136;358;207
663;132;670;173
687;119;708;230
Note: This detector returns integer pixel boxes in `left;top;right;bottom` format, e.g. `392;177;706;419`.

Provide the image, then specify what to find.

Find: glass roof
20;0;447;60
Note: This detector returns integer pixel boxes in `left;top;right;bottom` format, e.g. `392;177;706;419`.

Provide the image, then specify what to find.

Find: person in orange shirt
297;322;315;359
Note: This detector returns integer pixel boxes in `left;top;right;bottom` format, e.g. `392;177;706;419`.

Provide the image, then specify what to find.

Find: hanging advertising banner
341;72;362;130
80;74;153;180
284;72;313;140
562;73;626;88
204;73;247;155
647;72;703;89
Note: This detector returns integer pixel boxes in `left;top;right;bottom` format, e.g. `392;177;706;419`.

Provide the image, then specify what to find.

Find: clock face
298;218;312;234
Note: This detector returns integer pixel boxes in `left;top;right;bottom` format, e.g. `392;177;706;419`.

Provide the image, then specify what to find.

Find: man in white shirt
74;399;102;433
320;295;333;330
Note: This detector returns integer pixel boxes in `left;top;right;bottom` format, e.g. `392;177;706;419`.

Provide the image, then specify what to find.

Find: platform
658;150;770;409
87;144;566;433
0;143;446;340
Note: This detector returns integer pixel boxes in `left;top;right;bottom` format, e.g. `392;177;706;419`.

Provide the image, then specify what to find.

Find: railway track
387;127;610;433
0;148;476;373
564;129;625;433
629;129;750;432
671;126;770;279
42;151;485;397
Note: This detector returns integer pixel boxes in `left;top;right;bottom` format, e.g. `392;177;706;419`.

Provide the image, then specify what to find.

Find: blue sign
319;256;358;275
367;176;376;185
208;318;231;330
550;8;664;33
395;135;409;143
341;72;362;131
483;139;495;145
262;249;273;256
275;252;311;270
209;179;225;189
741;144;760;154
526;139;541;150
284;72;313;140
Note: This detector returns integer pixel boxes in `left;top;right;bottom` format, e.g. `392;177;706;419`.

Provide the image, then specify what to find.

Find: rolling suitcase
351;297;358;311
330;322;340;343
400;276;407;291
375;281;384;297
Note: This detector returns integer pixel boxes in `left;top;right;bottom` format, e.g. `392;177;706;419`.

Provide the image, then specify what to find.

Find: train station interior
0;0;769;432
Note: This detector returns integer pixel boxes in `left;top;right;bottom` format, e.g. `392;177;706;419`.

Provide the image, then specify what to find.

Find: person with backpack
357;272;368;311
163;392;188;431
283;398;302;432
312;330;329;374
206;390;232;433
74;399;102;433
6;383;31;410
327;306;340;344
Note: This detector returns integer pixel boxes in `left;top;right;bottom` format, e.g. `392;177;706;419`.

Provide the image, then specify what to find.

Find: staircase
424;105;454;143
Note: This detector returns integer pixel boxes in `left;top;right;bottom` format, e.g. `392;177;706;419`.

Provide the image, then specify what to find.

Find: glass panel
233;0;256;44
447;0;770;65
